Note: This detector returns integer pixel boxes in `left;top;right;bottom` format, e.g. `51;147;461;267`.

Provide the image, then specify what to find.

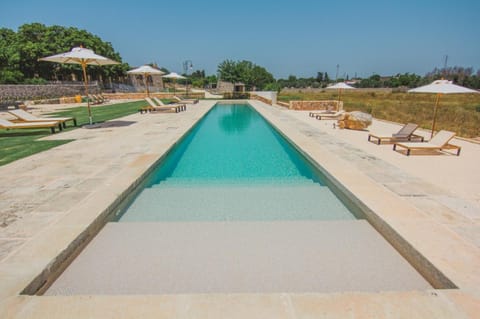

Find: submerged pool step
120;183;355;222
151;176;320;187
46;221;432;295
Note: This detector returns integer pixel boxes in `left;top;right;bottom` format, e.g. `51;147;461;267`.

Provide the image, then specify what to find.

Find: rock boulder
337;111;372;130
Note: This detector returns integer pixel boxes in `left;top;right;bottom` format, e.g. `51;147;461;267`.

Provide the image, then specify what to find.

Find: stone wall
281;87;395;93
103;92;205;100
250;93;272;105
0;84;93;103
250;91;277;105
288;100;343;111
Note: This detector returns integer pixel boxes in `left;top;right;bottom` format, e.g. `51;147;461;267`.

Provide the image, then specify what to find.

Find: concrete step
151;176;318;187
119;183;354;222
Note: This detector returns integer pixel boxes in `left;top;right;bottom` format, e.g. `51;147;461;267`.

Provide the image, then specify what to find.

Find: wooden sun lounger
368;123;424;145
309;110;335;117
0;118;60;133
139;98;185;114
153;97;186;111
393;130;461;156
8;109;77;128
174;96;198;104
88;94;103;105
315;110;345;120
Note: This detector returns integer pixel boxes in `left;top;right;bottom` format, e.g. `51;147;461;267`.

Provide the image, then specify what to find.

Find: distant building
127;73;164;93
216;81;246;93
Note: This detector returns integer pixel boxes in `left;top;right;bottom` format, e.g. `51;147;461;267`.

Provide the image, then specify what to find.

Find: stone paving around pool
0;99;479;318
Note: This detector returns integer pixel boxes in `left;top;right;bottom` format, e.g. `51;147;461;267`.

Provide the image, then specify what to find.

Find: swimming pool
45;101;434;295
118;103;355;221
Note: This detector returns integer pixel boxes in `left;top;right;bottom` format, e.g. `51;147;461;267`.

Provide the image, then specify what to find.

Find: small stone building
128;74;164;93
216;81;245;93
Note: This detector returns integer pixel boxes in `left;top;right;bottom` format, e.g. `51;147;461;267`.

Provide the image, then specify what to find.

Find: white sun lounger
152;97;186;111
315;110;345;120
174;95;198;104
139;98;185;114
368;123;424;145
393;130;461;156
8;109;77;128
0;117;60;133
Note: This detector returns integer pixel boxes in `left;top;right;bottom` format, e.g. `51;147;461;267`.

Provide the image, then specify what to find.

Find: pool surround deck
0;100;479;318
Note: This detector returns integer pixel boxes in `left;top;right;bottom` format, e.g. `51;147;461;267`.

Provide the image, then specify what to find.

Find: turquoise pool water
118;103;355;221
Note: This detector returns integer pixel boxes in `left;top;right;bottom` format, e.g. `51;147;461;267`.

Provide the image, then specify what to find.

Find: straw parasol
127;65;165;97
162;72;186;95
408;79;479;138
39;47;119;125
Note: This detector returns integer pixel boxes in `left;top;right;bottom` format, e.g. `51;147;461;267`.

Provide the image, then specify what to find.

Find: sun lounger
368;123;424;145
88;94;102;105
0;118;60;133
315;110;345;120
153;97;186;111
309;110;334;117
139;97;185;114
94;94;109;103
393;130;461;156
8;109;77;128
174;95;198;104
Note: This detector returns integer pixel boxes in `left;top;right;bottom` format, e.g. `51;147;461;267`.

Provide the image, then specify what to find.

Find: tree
0;28;23;83
316;72;323;82
324;72;330;83
217;59;239;86
0;23;129;84
217;59;275;91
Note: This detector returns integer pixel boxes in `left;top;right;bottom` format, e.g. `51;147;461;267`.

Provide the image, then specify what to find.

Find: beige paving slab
290;290;472;319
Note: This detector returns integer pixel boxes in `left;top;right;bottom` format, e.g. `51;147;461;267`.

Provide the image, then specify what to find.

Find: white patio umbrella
127;65;164;97
39;47;119;125
408;79;479;138
326;82;356;109
162;72;186;95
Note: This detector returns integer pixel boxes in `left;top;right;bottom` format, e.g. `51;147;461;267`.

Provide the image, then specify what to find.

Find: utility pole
183;60;193;97
335;64;340;82
443;55;448;79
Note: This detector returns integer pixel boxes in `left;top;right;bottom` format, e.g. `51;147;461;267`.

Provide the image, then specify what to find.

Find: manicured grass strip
0;100;145;166
46;100;146;126
0;138;73;166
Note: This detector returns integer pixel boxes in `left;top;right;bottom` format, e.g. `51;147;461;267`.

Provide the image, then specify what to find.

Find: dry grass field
279;90;480;138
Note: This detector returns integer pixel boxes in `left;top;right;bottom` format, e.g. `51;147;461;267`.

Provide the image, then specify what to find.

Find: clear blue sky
1;0;479;79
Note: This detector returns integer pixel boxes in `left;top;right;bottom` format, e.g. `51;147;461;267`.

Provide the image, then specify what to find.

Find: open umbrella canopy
39;47;119;66
39;47;119;125
162;72;186;79
326;82;356;106
408;79;478;94
408;79;479;138
127;65;164;96
127;65;165;76
162;72;186;94
326;82;356;90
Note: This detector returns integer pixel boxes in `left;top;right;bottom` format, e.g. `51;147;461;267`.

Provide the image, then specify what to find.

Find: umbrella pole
144;73;150;97
338;89;342;111
82;62;93;125
431;93;441;139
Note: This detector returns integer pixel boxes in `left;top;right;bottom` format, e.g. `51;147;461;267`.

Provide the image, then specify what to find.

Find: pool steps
120;178;354;222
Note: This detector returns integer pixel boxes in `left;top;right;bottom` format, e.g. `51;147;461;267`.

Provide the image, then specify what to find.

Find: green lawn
0;100;145;166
